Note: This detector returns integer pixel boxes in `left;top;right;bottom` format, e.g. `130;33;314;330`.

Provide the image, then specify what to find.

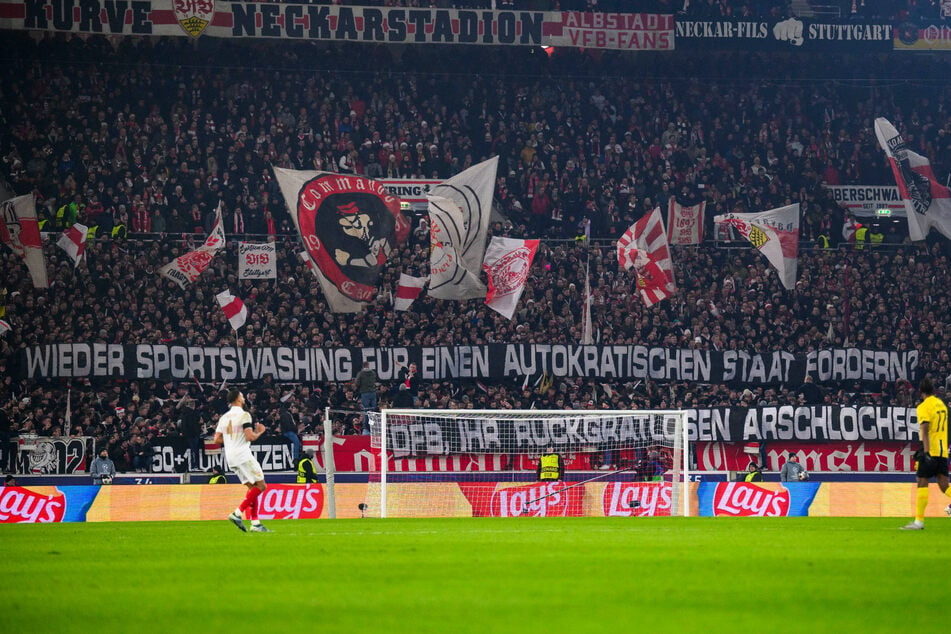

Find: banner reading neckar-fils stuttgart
0;2;673;50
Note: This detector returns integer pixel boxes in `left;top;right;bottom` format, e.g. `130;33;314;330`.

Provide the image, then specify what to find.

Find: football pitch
0;517;935;633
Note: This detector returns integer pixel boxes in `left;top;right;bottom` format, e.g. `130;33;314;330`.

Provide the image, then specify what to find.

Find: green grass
0;518;936;633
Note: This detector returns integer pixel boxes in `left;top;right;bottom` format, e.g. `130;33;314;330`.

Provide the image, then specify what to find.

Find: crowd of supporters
1;34;950;470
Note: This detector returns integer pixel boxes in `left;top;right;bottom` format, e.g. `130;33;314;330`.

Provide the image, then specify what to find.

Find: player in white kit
214;389;272;533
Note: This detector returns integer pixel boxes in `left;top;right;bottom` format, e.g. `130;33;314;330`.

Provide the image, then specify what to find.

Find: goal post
364;409;690;518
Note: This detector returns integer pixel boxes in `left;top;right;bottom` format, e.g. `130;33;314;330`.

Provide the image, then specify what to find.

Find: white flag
582;274;594;345
215;289;248;331
238;242;277;279
617;208;677;306
0;319;10;336
158;202;225;289
428;157;499;300
394;274;429;312
482;237;539;320
273;167;408;313
666;200;705;245
57;223;88;267
0;194;48;288
875;117;951;241
714;204;799;290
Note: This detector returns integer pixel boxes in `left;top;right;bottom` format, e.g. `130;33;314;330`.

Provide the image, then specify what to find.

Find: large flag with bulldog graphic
875;117;951;242
274;168;409;313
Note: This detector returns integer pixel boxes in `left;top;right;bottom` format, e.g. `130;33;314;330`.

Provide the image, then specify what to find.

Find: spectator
354;362;378;435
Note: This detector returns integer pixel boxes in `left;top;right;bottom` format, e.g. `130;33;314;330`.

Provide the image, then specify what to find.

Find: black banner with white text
18;343;918;387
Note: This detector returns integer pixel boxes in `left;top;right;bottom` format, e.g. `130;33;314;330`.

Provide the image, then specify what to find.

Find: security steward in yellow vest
536;447;564;481
854;225;868;250
296;449;318;484
209;466;227;484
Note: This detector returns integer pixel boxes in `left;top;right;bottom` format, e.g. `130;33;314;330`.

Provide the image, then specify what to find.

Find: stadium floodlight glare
361;409;689;518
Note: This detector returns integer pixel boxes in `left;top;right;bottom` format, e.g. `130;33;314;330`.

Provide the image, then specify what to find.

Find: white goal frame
373;409;690;518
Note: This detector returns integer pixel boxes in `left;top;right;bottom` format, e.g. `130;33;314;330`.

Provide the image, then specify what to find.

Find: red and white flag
56;223;88;267
394;274;428;312
0;319;10;336
617;208;677;306
875;117;951;241
482;237;540;319
158;201;225;289
666;199;705;245
714;204;799;290
0;194;48;288
215;289;248;331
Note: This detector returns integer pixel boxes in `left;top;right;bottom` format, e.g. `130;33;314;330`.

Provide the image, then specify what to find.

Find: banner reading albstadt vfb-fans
0;2;673;50
18;343;918;387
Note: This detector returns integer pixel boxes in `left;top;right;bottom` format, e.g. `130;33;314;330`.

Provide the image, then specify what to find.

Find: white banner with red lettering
666;199;705;244
238;242;276;279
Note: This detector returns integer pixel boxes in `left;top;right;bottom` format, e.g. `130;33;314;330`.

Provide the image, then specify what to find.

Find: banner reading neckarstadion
18;343;918;387
0;2;673;50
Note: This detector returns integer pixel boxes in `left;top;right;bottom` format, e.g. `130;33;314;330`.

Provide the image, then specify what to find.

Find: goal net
362;409;689;518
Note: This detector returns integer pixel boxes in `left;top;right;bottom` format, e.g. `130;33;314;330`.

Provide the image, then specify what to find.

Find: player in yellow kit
902;378;951;530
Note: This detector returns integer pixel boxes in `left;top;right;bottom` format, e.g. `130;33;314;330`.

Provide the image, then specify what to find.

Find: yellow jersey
917;395;949;458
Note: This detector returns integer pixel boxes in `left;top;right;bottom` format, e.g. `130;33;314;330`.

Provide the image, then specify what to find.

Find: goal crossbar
368;409;690;518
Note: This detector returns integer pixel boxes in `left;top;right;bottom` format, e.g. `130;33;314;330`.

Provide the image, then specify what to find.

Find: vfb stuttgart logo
490;247;533;295
174;0;215;37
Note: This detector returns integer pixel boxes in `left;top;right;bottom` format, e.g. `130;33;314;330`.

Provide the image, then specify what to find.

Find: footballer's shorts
916;456;949;479
231;458;265;485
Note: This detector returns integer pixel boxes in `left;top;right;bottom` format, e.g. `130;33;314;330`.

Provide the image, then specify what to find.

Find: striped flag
0;319;10;336
875;117;951;241
215;290;248;331
57;223;88;267
617;208;677;306
394;274;428;312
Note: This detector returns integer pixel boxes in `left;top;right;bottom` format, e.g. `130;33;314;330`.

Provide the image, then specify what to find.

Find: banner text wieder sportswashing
18;343;918;387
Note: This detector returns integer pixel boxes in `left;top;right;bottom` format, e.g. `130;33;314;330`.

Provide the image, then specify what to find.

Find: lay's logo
712;482;790;516
0;486;66;523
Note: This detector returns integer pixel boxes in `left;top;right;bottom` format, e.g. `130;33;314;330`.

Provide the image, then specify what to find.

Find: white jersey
215;405;254;465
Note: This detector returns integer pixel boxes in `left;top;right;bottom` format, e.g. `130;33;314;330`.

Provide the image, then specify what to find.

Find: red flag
394;274;428;312
617;208;677;306
215;290;248;331
57;223;88;267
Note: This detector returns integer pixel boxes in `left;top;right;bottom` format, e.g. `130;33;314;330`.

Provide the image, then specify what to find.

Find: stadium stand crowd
1;33;950;470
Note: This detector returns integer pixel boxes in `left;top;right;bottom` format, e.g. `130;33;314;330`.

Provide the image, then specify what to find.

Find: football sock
233;508;243;518
915;487;929;523
240;487;262;515
251;519;262;526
